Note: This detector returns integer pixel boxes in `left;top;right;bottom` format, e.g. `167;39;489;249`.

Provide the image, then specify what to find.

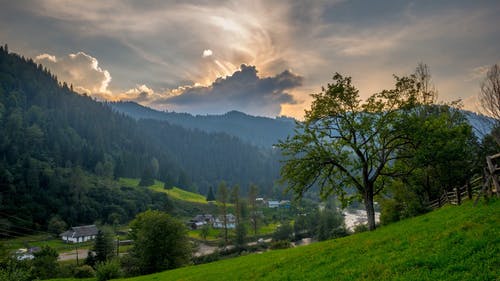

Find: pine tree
93;228;116;263
206;186;215;201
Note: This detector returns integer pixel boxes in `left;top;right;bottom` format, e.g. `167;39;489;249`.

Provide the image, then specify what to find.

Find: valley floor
49;199;499;281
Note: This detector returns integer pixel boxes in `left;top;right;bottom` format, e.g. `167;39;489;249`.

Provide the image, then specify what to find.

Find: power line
0;211;54;236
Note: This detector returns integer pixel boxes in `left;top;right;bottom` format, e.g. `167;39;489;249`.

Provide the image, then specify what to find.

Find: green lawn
118;178;208;204
48;199;499;281
188;228;221;241
1;234;92;254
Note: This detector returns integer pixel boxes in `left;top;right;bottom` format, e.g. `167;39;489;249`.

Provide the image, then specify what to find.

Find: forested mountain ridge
109;101;296;147
0;47;280;234
109;96;495;148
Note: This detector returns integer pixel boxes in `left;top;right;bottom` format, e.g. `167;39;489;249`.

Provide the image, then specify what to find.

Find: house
60;225;99;243
268;200;280;208
279;200;291;208
213;213;236;229
188;214;215;229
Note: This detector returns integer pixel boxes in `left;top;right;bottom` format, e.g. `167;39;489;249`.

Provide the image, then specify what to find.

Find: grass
1;234;93;254
118;178;208;204
48;199;499;281
188;228;221;241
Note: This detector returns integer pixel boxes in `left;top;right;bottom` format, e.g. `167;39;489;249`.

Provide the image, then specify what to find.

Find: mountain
463;111;496;138
109;101;296;147
109;101;495;150
0;47;281;232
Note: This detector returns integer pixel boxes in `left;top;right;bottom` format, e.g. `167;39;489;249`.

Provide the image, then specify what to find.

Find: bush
74;265;95;278
0;267;31;281
272;222;293;242
270;240;291;250
353;224;368;233
95;259;122;281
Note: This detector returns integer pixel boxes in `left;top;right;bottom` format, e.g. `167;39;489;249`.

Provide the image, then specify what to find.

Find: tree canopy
279;73;424;230
128;210;191;274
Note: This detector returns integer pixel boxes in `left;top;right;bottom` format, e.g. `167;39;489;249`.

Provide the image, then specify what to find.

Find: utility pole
75;243;79;266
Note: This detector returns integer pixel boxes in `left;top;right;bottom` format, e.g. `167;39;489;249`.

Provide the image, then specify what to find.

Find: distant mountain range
109;101;495;146
462;111;496;138
109;101;297;147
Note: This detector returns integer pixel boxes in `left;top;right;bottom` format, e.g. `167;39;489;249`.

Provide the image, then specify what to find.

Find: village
9;195;380;264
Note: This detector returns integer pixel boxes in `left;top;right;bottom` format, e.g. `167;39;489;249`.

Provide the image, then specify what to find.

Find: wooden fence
428;177;482;209
428;153;500;209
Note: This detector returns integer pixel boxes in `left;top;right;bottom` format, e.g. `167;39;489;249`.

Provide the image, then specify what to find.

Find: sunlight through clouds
4;0;498;118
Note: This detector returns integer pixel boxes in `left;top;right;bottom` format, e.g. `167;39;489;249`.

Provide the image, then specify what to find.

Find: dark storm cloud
155;65;302;116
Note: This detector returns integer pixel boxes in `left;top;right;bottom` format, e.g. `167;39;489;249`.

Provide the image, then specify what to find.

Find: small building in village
60;225;99;243
213;213;236;229
279;200;291;208
188;214;215;229
268;200;280;208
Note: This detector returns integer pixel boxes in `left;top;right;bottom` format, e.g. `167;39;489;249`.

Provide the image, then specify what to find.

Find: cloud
5;0;499;118
35;53;56;62
153;64;302;117
202;49;213;58
35;52;111;94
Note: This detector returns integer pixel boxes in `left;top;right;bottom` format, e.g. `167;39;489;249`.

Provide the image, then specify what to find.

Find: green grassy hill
51;199;499;281
118;178;208;204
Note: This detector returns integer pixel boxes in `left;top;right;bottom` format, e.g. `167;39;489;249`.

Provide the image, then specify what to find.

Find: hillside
118;178;208;204
0;47;280;234
52;200;499;281
109;101;296;147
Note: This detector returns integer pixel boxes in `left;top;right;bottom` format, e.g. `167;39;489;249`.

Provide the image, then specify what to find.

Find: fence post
466;181;472;200
456;186;461;205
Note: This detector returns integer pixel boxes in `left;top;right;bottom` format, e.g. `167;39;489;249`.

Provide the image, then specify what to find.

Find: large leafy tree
128;210;191;274
278;73;423;230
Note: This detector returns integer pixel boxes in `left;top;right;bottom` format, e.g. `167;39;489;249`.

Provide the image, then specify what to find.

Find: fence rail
428;153;499;209
428;176;483;209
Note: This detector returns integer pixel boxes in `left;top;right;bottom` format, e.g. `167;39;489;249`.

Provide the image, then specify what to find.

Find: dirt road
58;249;89;261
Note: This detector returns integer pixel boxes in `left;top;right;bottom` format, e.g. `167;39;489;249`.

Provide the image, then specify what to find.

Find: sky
1;0;499;118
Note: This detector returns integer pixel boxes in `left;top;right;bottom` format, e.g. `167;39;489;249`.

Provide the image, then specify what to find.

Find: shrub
95;259;122;281
270;240;291;249
353;224;368;233
272;222;293;242
74;265;95;278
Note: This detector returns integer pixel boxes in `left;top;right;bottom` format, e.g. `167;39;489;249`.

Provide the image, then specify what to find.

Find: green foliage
217;182;230;244
379;179;427;225
352;224;368;233
278;72;429;230
234;223;247;248
0;267;31;281
199;224;210;241
272;222;293;242
0;49;281;233
128;210;191;275
316;209;347;241
269;240;291;250
32;245;59;279
47;215;67;236
73;265;95;278
70;200;498;281
247;184;259;235
206;186;216;202
95;259;122;281
402;106;477;197
93;227;116;263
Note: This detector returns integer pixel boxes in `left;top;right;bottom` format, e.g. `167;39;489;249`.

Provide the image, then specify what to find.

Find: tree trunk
364;189;376;231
